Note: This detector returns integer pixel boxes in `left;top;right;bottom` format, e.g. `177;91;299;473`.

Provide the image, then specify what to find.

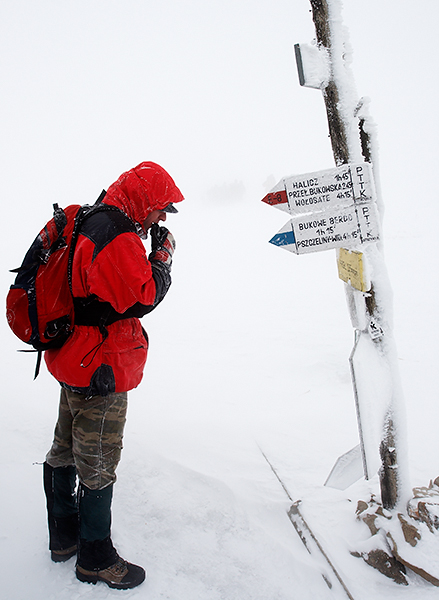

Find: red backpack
6;197;122;376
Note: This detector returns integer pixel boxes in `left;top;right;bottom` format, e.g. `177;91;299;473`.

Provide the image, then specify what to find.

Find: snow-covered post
306;0;410;510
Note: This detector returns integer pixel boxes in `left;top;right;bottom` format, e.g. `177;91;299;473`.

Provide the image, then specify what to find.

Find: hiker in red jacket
43;162;183;589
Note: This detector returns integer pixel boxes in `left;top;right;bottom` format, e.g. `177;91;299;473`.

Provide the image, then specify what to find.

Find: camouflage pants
45;388;127;490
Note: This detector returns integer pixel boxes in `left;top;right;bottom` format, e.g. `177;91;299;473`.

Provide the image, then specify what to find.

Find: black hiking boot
51;540;77;562
76;555;146;589
76;536;145;589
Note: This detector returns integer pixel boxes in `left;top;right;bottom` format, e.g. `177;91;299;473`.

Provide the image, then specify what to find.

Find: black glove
149;224;175;268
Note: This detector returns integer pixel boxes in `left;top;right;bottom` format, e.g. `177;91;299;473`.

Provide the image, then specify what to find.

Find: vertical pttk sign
262;163;380;254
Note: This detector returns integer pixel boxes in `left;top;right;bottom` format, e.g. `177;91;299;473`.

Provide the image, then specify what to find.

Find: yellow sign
337;248;369;292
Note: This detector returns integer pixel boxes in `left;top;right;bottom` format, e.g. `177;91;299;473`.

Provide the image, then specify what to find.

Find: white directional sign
262;163;380;255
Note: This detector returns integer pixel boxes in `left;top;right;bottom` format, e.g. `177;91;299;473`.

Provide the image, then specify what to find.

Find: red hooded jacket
44;162;183;397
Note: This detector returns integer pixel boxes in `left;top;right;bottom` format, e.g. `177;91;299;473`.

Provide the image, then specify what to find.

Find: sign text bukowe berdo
262;163;380;255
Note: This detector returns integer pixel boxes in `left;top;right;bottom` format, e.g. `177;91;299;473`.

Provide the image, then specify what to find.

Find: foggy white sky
1;1;437;238
2;0;438;229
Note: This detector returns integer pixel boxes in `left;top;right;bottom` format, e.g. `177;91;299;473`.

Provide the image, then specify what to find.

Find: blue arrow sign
269;229;296;247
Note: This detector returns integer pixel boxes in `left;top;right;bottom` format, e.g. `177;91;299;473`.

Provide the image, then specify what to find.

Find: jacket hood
103;161;184;224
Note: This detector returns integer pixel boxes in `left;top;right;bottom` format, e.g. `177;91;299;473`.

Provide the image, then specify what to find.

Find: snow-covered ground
1;1;438;598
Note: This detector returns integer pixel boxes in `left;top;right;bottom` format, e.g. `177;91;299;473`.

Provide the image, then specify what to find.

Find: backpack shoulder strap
67;192;136;294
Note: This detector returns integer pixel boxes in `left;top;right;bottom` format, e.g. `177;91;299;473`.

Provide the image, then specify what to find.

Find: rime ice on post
306;0;410;510
262;0;411;511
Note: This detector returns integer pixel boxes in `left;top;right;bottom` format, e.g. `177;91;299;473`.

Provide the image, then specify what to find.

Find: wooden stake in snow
260;448;356;599
303;0;410;509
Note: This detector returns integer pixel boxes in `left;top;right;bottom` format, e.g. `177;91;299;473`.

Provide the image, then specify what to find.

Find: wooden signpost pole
308;0;409;509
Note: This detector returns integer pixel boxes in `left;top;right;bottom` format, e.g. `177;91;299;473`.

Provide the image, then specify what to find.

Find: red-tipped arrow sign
261;189;289;212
